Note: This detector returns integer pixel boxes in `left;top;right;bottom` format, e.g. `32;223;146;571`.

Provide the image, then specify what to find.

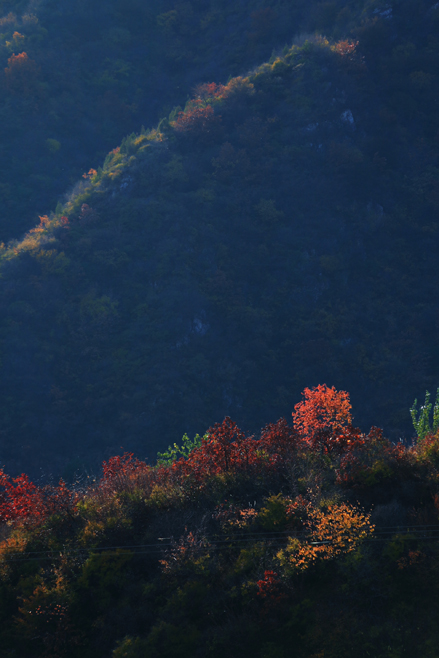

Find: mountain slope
1;401;439;658
0;0;376;241
1;2;439;475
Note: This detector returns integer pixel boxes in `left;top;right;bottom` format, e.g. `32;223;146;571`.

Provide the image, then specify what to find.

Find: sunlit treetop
292;384;352;438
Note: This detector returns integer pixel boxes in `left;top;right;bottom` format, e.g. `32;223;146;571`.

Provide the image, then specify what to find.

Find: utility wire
2;525;439;562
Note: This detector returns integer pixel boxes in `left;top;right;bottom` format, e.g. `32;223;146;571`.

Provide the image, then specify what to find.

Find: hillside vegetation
1;0;439;474
0;0;381;241
1;386;439;657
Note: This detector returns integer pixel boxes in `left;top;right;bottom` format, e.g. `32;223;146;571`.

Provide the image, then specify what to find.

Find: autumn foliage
292;384;353;443
2;385;439;657
101;452;144;480
193;82;226;101
336;427;412;488
4;52;40;94
278;502;374;572
0;469;43;522
174;105;220;137
0;469;73;523
333;39;359;58
0;385;409;525
256;570;286;604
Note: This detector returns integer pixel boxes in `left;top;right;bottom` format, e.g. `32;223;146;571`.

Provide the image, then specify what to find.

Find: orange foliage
279;503;374;571
4;52;40;94
174;105;221;140
82;168;97;179
28;215;50;235
398;549;424;570
292;384;352;440
334;40;359;58
0;385;412;533
193;82;225;101
213;503;258;529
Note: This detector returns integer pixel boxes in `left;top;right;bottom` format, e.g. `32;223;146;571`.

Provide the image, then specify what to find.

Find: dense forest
2;386;439;657
2;0;439;654
0;0;393;242
1;0;439;476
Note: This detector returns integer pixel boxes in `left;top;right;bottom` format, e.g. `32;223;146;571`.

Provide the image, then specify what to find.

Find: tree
292;384;352;440
4;52;40;95
410;389;439;442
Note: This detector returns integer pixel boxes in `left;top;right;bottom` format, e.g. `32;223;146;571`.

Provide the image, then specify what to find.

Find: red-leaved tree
292;384;353;446
0;469;73;523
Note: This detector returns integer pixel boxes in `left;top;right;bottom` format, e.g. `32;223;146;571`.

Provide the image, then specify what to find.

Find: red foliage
259;418;299;462
256;570;285;603
292;384;352;442
43;479;75;516
0;469;74;523
101;452;144;480
175;417;257;479
0;385;415;526
285;495;311;529
171;416;300;485
0;470;42;522
307;424;365;454
174;105;221;140
335;427;410;487
98;452;152;496
193;82;225;101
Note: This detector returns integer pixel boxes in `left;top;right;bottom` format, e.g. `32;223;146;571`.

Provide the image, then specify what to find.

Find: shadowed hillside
0;0;376;241
1;4;439;474
1;387;439;657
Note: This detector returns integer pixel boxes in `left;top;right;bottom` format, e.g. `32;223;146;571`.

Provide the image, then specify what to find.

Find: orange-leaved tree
4;52;40;95
333;39;359;58
277;502;374;572
292;384;352;442
174;104;221;144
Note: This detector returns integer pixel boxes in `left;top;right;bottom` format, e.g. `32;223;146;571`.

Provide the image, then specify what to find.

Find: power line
2;525;439;563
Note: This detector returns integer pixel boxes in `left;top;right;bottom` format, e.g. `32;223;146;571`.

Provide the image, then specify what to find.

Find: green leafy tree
157;433;205;465
410;389;439;442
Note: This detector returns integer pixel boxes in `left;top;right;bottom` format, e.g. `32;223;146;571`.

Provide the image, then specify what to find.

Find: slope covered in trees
1;387;439;657
1;1;439;474
0;0;385;241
